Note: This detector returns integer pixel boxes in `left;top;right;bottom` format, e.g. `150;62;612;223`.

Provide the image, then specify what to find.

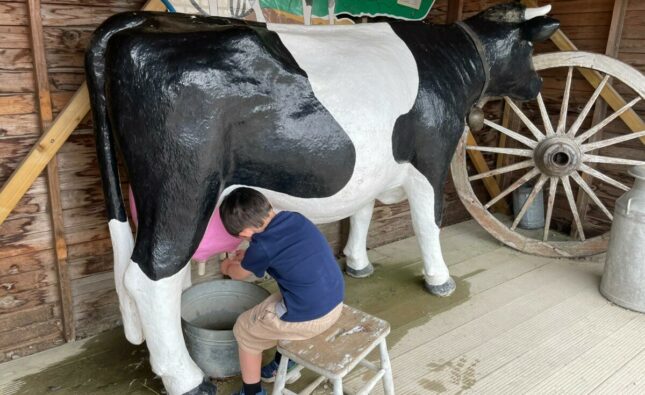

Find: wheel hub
534;136;582;177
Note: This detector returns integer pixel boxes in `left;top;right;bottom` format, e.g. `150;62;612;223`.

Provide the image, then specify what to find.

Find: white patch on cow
223;23;420;222
108;219;144;344
217;24;450;286
124;262;204;395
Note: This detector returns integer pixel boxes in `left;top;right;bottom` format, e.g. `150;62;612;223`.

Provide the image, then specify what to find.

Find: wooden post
572;0;628;238
0;0;166;226
27;0;75;342
446;0;464;24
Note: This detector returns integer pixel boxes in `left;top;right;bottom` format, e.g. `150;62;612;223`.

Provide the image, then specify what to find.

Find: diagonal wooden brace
0;0;166;226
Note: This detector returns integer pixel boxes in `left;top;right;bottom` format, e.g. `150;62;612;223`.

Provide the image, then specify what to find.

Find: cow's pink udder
128;187;242;261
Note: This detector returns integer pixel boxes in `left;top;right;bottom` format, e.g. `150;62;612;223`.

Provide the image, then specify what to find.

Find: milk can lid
629;165;645;181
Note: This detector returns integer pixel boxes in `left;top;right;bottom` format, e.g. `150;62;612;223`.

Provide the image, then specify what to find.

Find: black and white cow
86;3;558;394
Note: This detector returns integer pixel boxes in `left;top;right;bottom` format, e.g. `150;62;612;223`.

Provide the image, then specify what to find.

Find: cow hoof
346;263;374;278
183;378;217;395
425;277;456;297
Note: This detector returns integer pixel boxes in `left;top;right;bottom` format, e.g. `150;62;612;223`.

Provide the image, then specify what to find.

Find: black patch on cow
389;22;483;226
87;12;355;280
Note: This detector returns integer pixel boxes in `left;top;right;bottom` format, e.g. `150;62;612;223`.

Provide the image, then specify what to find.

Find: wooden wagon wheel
451;51;645;257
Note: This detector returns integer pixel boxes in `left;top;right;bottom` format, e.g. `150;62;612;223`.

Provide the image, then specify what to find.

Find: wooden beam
446;0;464;24
0;0;166;226
573;0;628;239
27;0;75;342
522;0;645;142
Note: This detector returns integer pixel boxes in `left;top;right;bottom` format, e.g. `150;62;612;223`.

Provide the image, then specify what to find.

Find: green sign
260;0;435;21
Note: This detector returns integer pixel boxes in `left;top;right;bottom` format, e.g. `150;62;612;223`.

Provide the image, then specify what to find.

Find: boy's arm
221;258;253;280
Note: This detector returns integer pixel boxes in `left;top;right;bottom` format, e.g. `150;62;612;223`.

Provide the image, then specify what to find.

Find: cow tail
85;13;147;222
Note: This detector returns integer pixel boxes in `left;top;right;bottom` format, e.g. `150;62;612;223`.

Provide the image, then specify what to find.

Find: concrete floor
1;219;644;395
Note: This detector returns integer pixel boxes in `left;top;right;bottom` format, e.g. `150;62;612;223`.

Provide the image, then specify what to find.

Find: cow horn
524;5;551;20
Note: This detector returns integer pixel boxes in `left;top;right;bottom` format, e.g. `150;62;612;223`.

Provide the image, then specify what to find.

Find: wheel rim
451;52;645;257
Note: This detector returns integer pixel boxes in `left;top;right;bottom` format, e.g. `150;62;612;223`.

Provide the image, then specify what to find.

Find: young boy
219;187;345;395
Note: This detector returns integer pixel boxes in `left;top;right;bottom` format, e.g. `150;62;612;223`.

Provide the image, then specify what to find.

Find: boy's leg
239;347;262;384
233;293;283;392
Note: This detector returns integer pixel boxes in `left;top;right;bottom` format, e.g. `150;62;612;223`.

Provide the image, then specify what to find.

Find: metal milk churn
600;165;645;313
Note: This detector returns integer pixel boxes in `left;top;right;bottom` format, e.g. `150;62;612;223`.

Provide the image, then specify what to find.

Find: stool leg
379;340;395;395
272;356;290;395
332;377;343;395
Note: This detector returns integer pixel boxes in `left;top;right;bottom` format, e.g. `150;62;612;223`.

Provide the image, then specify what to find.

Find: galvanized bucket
600;165;645;313
512;183;545;230
181;279;270;378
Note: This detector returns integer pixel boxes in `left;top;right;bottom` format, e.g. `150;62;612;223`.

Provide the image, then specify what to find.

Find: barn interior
1;0;645;394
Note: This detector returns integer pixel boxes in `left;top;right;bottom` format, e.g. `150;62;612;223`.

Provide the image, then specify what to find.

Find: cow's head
464;2;559;101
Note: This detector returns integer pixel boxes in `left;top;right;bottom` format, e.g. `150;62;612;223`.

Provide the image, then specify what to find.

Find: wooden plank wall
0;0;147;362
1;0;642;362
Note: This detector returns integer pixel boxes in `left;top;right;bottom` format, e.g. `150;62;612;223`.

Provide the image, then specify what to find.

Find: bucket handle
626;197;645;215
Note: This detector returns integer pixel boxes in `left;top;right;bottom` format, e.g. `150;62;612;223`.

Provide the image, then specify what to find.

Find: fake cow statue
86;3;558;394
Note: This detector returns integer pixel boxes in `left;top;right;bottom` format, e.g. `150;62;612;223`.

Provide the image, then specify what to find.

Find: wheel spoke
537;93;555;136
504;97;546;141
579;163;629;192
466;146;534;157
575;97;642;143
567;74;611;138
581;130;645;152
484;167;541;209
570;171;613;221
469;159;534;181
556;67;574;135
483;119;538;148
583;154;645;166
543;177;558;242
511;175;548;230
562;175;586;241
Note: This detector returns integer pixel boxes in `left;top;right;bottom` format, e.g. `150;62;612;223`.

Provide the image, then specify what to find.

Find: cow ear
522;16;560;42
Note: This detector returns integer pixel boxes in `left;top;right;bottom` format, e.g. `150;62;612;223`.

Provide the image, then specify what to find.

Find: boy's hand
220;257;252;280
232;249;246;262
220;258;237;276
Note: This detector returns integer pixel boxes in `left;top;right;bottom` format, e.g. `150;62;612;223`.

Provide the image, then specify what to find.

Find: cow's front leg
403;168;455;297
125;262;215;395
343;201;375;278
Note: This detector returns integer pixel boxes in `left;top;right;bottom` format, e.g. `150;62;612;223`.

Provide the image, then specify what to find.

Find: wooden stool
272;305;394;395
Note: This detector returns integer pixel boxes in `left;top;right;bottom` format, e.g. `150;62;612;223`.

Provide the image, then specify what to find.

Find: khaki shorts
233;293;343;355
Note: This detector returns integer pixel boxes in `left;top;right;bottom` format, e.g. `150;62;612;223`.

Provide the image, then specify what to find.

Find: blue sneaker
230;388;267;395
260;359;300;383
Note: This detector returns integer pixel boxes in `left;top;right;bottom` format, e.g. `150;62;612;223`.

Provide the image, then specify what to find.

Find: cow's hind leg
108;219;144;344
343;201;375;278
403;168;455;297
124;202;217;394
125;262;214;395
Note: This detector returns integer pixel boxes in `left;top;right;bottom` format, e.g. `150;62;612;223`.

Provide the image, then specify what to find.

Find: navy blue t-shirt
241;211;344;322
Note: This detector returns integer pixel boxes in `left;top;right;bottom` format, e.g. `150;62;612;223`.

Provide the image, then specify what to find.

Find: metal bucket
512;183;545;229
600;165;645;313
181;279;270;378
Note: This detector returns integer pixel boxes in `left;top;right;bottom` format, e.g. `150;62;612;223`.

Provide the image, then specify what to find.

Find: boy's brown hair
219;187;272;236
